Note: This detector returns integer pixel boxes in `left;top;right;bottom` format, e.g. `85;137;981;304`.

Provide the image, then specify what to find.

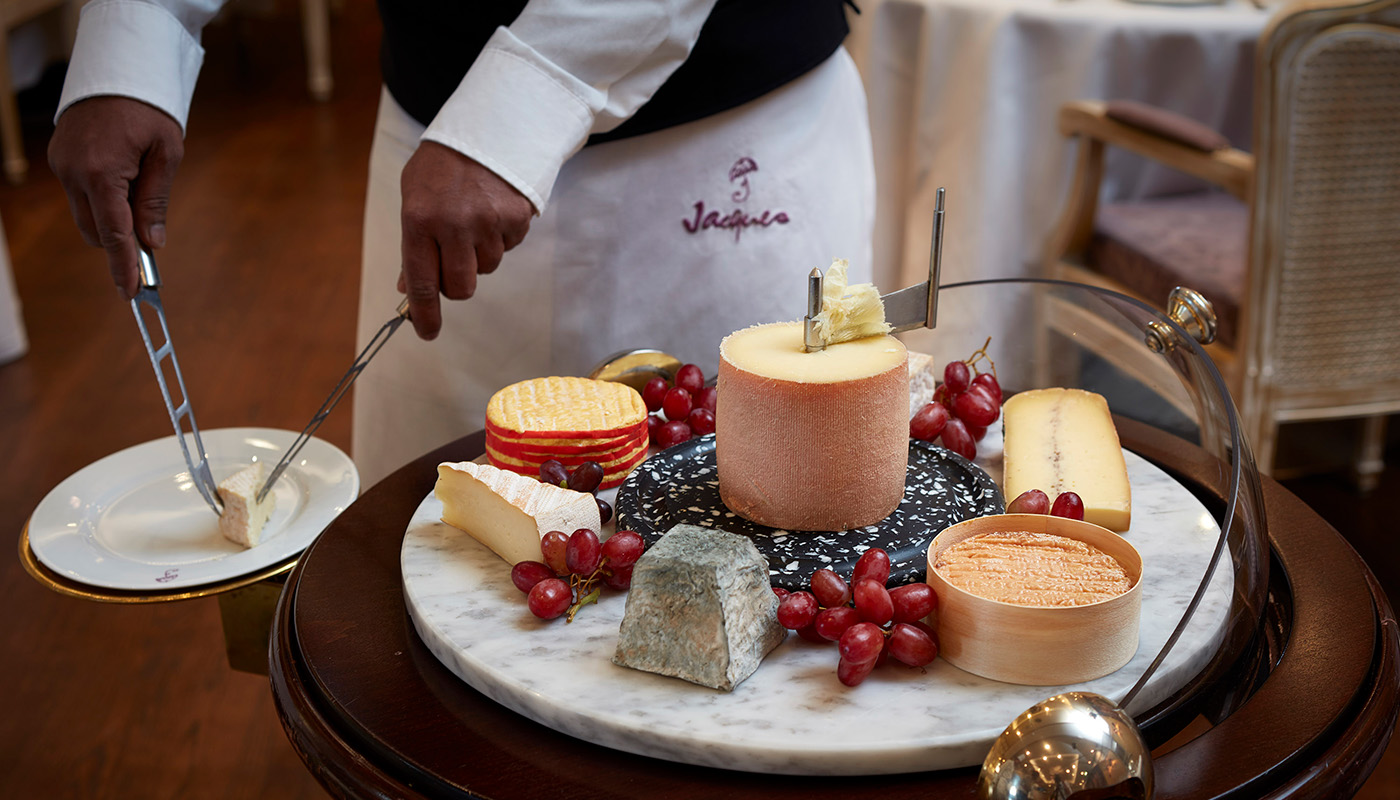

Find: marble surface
402;448;1233;775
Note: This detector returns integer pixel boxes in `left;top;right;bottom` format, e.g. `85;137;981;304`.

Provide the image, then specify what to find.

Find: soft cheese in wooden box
925;513;1143;686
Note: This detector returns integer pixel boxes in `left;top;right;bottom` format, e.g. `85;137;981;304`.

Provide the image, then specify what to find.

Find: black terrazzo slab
615;434;1004;591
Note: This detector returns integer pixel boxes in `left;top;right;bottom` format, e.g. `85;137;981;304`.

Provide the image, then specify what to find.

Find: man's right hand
48;97;185;299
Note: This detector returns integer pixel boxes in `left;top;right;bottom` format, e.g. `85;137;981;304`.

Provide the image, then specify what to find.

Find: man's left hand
398;142;534;340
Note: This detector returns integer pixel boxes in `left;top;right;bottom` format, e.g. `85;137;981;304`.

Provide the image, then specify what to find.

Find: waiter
48;0;876;486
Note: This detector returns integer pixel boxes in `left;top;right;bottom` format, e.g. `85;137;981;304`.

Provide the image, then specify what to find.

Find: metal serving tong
131;246;223;516
804;187;947;352
254;298;411;504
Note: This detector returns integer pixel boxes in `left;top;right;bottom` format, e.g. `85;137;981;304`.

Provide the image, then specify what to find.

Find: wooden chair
1044;0;1400;489
0;0;79;185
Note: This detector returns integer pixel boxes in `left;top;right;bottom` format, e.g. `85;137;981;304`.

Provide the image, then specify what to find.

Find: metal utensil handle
802;267;824;352
131;247;224;516
926;187;945;329
256;299;411;503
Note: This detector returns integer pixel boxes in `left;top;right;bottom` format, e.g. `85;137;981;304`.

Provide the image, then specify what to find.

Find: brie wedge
435;460;601;565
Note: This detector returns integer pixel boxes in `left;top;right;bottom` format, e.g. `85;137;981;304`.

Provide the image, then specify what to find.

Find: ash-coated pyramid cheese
486;377;646;439
716;320;909;531
613;524;786;691
1002;388;1131;532
435;460;601;565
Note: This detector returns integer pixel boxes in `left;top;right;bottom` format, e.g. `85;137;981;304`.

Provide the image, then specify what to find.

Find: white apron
352;48;876;487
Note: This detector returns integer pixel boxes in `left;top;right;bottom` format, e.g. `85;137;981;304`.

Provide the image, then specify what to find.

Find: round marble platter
401;447;1234;776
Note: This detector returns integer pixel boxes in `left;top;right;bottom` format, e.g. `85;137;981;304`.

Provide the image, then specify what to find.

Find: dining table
268;416;1399;799
846;0;1271;366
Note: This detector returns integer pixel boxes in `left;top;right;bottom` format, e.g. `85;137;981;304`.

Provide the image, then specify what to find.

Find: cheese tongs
804;187;946;352
253;297;411;504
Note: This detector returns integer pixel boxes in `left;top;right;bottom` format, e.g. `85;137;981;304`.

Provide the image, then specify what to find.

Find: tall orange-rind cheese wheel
716;321;909;531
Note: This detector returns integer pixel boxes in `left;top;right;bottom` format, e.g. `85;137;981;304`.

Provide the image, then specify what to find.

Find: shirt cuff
420;28;604;214
55;1;206;133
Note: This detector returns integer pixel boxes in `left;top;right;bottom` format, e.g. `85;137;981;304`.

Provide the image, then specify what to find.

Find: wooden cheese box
925;513;1142;686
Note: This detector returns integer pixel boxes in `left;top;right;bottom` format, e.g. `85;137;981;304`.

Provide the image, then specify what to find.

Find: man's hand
48;97;184;299
398;142;534;340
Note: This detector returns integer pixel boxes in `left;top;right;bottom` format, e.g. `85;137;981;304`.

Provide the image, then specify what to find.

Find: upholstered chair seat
1087;192;1249;350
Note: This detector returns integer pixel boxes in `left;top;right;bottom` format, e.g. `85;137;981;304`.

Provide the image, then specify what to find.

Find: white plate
28;428;358;591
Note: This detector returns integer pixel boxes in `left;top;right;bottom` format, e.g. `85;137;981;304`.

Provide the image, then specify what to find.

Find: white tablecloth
848;0;1271;366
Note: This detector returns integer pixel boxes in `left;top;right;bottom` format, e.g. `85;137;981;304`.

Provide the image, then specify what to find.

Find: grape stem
567;587;602;623
563;557;614;623
963;336;997;380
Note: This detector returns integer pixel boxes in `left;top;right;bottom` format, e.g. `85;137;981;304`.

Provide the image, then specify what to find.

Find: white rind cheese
717;321;909;531
217;462;276;548
613;524;786;692
1002;388;1132;532
435;460;601;565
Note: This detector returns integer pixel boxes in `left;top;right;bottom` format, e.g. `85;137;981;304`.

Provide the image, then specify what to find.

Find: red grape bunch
909;337;1003;461
642;362;718;450
772;548;941;687
538;458;615;526
510;528;647;622
1006;489;1086;520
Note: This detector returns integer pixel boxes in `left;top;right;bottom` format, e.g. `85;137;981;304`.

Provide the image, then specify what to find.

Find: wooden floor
1;3;1397;797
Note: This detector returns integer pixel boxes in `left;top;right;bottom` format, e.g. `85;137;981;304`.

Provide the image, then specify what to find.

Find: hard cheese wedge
435;460;601;565
217;462;276;548
1002;388;1132;532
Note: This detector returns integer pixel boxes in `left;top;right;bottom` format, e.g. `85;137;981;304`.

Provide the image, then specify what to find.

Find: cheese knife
804;188;946;351
254;298;410;503
131;246;223;516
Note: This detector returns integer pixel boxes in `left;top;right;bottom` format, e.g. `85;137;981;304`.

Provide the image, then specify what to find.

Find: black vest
377;0;852;146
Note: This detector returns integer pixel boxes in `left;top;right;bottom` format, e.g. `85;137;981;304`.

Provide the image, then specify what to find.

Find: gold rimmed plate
25;428;357;593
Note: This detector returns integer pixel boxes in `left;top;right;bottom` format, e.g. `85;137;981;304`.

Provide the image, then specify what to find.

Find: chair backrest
1247;0;1400;410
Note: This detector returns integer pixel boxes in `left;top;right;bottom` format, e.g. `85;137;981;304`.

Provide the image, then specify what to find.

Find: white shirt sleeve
420;0;720;213
55;0;229;133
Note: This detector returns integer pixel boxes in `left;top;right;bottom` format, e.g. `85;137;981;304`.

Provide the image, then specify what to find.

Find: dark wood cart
270;423;1400;799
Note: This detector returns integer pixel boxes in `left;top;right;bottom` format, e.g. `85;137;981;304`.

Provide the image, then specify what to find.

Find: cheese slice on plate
217;461;276;548
435;460;601;565
1002;388;1132;532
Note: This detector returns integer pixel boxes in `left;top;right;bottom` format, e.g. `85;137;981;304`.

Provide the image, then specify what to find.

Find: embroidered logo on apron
682;157;791;242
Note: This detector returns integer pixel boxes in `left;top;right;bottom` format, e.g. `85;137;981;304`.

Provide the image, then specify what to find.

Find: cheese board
401;446;1233;775
616;435;1003;590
